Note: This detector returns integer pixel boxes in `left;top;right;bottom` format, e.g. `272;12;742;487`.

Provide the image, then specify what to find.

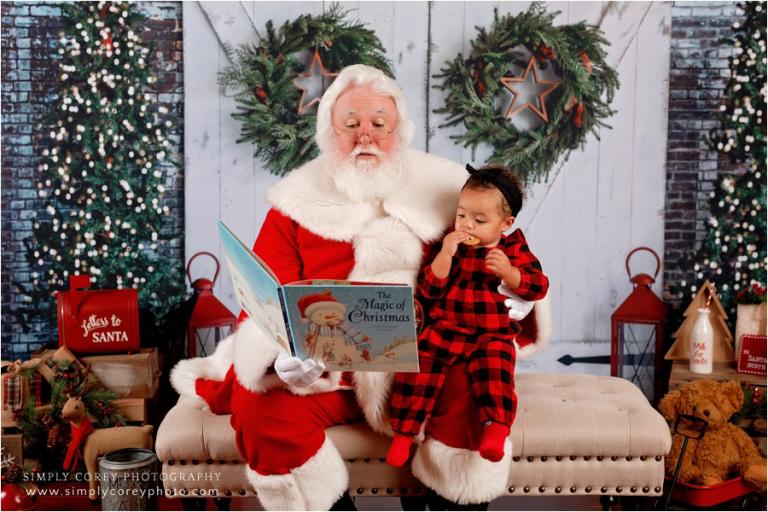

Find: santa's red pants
195;362;484;476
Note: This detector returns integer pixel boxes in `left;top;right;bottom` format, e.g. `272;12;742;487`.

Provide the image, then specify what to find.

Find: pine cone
40;412;54;429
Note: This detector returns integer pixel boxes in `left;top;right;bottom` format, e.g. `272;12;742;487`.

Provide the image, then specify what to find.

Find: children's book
218;221;420;372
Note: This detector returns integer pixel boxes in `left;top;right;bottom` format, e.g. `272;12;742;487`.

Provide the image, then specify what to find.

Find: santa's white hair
315;64;416;155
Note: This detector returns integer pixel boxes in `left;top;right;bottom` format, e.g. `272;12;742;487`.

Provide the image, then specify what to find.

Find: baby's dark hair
462;164;525;217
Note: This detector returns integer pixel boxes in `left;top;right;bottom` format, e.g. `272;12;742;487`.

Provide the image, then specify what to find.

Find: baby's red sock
478;422;510;462
386;433;414;467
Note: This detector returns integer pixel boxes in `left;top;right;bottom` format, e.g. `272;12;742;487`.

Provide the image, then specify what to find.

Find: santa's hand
274;352;326;387
497;284;535;321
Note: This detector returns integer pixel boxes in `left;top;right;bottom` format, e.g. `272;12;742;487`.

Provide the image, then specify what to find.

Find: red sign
57;275;140;354
737;334;767;376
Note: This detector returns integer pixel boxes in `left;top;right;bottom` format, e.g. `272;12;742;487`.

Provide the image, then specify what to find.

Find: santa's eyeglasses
333;118;398;141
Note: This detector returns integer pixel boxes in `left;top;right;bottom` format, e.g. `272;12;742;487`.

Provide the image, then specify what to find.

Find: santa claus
170;64;549;510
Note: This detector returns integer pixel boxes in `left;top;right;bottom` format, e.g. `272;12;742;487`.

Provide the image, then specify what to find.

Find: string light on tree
16;1;184;331
685;2;766;319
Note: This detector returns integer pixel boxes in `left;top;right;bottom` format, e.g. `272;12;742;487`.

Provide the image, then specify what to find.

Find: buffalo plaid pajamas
390;229;548;436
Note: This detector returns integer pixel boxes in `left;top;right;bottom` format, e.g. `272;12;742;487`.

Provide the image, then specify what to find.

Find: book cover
218;222;419;372
283;283;419;372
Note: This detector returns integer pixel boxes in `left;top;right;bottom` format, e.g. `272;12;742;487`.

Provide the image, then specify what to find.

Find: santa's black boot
425;489;490;511
330;491;357;511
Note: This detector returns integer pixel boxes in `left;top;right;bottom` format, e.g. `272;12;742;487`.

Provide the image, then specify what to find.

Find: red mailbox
57;274;140;354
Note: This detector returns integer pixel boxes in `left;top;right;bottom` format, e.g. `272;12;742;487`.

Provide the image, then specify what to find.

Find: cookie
461;235;480;246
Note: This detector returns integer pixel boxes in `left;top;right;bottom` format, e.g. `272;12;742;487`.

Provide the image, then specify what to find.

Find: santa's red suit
171;66;551;511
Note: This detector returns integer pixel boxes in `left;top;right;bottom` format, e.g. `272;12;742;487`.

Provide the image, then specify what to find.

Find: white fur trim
315;64;415;155
267;153;378;242
267;149;466;247
412;438;512;505
287;371;345;396
515;294;552;360
169;334;234;402
352;372;394;436
348;216;424;285
292;437;349;510
244;438;348;510
246;468;306;511
232;319;284;393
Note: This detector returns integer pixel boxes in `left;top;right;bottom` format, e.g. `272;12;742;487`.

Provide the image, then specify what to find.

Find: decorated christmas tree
16;2;184;329
683;2;767;319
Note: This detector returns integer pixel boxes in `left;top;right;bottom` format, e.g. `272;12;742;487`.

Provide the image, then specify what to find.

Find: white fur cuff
412;438;511;505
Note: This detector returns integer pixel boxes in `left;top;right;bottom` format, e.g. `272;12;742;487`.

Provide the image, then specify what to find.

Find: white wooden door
184;1;672;375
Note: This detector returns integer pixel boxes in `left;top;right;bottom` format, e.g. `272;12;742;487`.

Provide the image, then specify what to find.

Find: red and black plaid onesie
390;228;549;435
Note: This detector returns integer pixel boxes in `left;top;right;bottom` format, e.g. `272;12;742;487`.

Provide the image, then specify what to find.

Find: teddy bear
658;379;766;488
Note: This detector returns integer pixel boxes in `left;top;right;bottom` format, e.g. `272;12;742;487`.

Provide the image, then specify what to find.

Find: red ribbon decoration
63;417;95;471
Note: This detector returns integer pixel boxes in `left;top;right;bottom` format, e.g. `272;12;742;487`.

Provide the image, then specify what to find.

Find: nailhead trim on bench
162;457;665;497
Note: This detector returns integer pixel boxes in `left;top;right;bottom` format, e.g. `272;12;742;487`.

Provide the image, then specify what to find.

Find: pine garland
13;360;125;472
219;3;393;176
434;2;619;182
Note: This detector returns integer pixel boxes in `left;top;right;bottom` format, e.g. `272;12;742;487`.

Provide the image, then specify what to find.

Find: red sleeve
253;208;302;284
416;239;450;299
237;208;302;324
505;229;549;301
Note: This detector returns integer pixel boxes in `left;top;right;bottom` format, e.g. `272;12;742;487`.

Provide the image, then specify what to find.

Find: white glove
497;284;535;321
274;352;326;387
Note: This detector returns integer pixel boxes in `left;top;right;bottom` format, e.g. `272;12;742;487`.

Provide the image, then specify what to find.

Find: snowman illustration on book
298;291;372;369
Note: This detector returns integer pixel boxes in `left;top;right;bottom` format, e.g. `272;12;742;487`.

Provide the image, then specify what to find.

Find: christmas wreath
220;4;394;176
434;2;619;182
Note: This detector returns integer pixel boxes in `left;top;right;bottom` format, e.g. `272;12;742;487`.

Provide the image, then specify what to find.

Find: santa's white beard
330;146;405;202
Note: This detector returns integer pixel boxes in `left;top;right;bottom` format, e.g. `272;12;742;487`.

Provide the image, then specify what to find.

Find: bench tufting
156;373;671;502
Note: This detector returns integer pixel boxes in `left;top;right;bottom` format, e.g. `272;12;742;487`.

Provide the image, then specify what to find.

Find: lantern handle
625;247;661;280
186;251;220;286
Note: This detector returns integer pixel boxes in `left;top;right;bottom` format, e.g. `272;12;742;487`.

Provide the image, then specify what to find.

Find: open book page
217;221;292;354
282;282;419;372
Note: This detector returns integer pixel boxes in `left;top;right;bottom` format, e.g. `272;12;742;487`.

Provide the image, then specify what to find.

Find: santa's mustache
350;145;385;158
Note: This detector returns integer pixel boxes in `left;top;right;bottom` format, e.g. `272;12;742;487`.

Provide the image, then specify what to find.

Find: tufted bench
156;373;671;505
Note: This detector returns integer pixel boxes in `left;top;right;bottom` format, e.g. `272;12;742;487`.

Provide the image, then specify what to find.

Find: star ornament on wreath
294;49;340;115
218;4;393;176
433;2;619;182
499;56;560;123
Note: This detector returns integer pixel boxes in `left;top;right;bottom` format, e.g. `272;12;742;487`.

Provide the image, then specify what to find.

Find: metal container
57;275;140;354
98;448;160;511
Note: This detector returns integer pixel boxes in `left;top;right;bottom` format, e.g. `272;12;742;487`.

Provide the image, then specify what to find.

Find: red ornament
102;34;113;52
611;247;668;404
472;62;486;96
573;102;585;128
255;87;267;103
580;51;593;74
186;252;237;357
1;484;37;511
536;43;557;63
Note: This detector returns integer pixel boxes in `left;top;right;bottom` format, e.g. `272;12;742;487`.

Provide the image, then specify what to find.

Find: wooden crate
1;431;23;463
81;349;160;399
669;361;766;390
113;398;148;425
36;348;160;399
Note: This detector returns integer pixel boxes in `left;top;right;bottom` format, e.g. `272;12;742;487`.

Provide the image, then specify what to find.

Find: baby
387;164;549;466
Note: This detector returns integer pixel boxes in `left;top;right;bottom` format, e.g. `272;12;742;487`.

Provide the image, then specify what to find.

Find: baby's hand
440;231;472;257
486;248;514;280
